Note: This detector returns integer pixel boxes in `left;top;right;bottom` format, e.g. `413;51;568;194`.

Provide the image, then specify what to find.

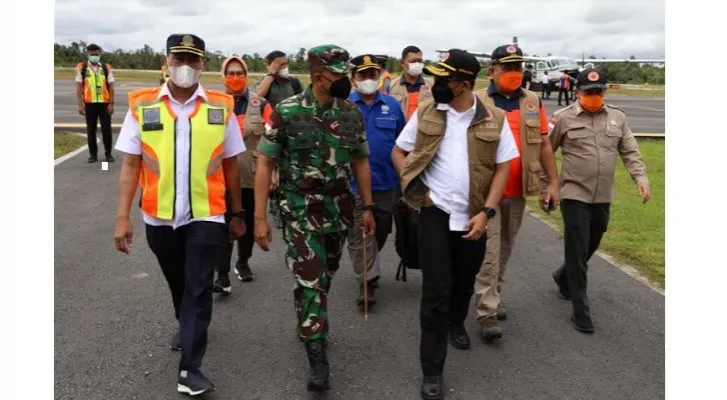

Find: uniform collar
399;75;425;86
159;82;208;104
436;93;478;113
301;85;342;109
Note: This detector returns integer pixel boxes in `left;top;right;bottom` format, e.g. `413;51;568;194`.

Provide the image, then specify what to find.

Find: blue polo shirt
348;90;406;193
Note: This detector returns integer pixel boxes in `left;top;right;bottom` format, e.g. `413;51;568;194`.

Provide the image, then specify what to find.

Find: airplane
436;36;665;92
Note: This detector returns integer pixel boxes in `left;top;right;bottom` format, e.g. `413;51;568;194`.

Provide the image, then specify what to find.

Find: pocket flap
524;118;541;128
475;130;499;142
566;127;590;139
375;117;397;130
529;161;542;172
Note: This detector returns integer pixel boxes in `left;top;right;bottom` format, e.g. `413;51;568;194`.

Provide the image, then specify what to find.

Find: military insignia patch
208;108;224;124
143;108;160;124
381;104;390;113
250;98;261;107
506;45;517;54
588;71;600;81
610;120;617;125
181;35;194;47
525;102;537;112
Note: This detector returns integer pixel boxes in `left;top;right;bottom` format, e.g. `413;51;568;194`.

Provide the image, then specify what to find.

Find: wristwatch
362;203;376;212
482;207;496;219
230;210;245;220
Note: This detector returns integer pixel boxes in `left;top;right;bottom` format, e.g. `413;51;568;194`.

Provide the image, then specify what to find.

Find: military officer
547;68;650;333
253;44;376;393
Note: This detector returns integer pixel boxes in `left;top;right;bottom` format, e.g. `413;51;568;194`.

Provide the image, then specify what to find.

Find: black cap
166;34;205;58
374;54;388;68
576;68;607;90
490;44;525;64
350;54;382;73
424;49;480;79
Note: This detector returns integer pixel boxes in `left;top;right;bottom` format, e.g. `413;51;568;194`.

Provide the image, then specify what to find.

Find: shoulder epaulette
552;104;575;117
605;103;625;113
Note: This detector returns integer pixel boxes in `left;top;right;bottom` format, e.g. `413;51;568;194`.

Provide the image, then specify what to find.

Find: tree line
54;41;665;84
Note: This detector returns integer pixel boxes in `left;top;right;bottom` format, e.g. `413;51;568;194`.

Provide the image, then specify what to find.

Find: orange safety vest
77;62;112;103
128;86;234;220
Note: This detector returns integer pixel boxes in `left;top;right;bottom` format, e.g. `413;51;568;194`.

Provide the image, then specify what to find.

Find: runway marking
54;133;98;166
611;104;665;112
102;162;108;171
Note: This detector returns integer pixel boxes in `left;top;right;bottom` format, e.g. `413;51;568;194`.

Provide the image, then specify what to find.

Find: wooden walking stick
362;229;369;321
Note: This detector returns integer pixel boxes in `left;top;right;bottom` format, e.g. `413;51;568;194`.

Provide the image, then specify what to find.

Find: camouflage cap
307;44;351;74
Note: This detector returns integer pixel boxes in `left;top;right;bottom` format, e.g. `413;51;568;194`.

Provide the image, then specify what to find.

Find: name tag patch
208;108;224;125
523;112;539;119
142;107;163;131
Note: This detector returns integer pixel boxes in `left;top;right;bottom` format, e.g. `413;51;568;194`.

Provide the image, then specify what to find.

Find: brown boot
481;316;502;341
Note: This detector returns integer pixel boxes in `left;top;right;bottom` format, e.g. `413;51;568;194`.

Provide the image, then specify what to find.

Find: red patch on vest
525;102;537;112
485;108;493;120
250;98;261;107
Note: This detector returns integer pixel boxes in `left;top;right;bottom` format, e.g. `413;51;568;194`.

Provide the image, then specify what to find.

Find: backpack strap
291;77;303;95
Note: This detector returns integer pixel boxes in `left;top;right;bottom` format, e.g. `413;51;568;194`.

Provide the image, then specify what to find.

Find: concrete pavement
54;79;665;135
54;143;665;400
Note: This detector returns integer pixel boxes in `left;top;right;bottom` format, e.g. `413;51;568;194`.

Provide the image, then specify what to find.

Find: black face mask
328;76;352;99
431;79;454;104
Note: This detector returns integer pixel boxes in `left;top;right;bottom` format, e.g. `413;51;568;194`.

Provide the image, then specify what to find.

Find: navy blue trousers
146;221;225;372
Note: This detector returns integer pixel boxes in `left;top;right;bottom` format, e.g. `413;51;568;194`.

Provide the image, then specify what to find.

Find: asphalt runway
54;145;665;399
54;80;665;134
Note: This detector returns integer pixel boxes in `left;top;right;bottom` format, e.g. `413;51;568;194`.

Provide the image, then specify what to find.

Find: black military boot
304;340;329;391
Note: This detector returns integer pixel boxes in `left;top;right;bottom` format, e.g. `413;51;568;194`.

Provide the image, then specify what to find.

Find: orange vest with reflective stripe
128;86;234;220
77;62;111;103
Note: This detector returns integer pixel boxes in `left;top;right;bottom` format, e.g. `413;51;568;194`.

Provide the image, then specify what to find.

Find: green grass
526;139;665;288
53;68;663;97
54;133;87;159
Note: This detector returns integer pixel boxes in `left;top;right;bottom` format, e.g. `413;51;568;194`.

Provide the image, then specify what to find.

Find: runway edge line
55;134;99;166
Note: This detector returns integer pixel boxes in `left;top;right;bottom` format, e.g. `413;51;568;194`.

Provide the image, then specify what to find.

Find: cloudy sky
54;0;664;60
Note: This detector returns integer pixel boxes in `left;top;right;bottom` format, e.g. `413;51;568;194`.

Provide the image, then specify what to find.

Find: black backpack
80;62;111;92
394;198;420;282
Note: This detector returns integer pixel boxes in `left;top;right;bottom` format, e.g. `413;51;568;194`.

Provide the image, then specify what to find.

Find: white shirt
542;75;550;84
115;83;246;230
74;62;115;83
395;94;519;231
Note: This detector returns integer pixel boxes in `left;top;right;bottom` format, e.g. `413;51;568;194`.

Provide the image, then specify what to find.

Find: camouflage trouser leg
269;191;283;229
284;223;347;342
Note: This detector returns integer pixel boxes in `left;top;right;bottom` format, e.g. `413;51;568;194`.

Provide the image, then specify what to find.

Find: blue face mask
89;55;100;64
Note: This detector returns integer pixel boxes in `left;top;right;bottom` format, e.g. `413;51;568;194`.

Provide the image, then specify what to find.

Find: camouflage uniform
257;45;370;343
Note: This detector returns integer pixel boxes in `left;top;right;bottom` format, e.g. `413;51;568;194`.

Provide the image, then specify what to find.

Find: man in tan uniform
547;68;650;333
472;44;560;341
388;45;433;120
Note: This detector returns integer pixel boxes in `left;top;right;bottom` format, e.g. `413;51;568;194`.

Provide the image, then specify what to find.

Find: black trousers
558;88;570;106
418;206;486;376
554;199;610;320
217;188;256;274
146;221;226;372
84;102;113;157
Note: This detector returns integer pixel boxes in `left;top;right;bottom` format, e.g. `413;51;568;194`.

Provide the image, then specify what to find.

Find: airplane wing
582;58;665;63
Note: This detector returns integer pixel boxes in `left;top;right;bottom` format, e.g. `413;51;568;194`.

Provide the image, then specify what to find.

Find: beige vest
237;93;266;189
474;88;543;196
399;97;506;217
388;76;433;119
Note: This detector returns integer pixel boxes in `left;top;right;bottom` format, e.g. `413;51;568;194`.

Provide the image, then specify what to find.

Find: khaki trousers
474;197;526;322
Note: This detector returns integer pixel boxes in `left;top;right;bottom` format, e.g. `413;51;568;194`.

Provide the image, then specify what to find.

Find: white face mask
168;65;201;88
407;62;424;76
277;67;290;78
356;79;379;95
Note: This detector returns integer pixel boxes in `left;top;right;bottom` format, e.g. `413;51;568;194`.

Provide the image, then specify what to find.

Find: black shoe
213;274;231;295
177;370;215;396
169;330;181;351
552;271;571;300
234;264;254;282
88;156;97;163
105;154;115;162
571;315;594;333
421;375;444;400
304;340;330;392
356;281;376;306
448;324;471;350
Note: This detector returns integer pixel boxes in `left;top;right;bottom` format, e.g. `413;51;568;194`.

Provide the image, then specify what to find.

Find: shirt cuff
352;141;370;157
256;137;282;158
